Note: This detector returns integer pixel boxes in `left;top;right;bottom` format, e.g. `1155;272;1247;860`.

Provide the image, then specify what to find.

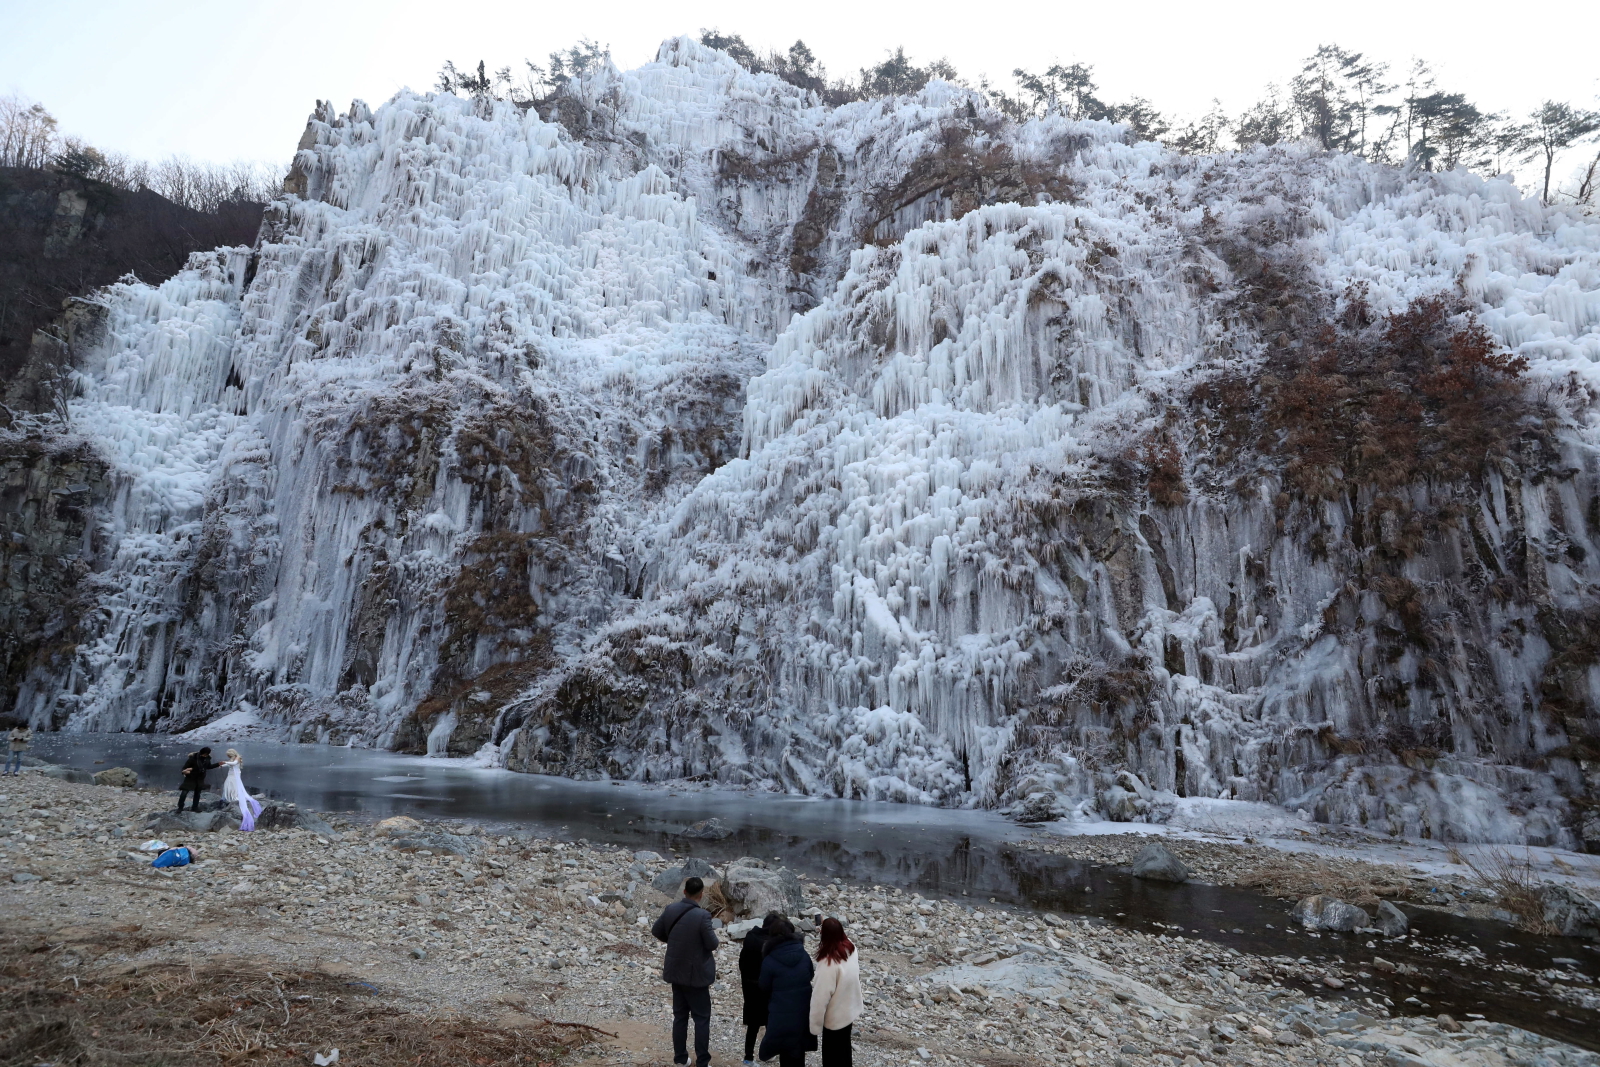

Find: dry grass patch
0;931;599;1067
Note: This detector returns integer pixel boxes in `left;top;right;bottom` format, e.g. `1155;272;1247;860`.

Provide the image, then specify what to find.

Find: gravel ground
3;770;1595;1067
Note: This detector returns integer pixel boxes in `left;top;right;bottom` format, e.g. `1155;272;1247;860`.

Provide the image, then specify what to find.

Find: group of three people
654;876;862;1067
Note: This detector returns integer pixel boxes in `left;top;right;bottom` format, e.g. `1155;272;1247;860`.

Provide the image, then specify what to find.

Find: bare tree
0;94;61;169
1508;101;1600;204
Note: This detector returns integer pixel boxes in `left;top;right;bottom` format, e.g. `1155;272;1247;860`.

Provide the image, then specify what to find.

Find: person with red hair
808;918;863;1066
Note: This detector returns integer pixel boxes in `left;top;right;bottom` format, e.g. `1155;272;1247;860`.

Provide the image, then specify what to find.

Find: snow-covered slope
16;38;1600;846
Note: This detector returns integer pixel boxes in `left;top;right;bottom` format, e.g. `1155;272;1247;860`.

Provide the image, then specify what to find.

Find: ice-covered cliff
12;37;1600;846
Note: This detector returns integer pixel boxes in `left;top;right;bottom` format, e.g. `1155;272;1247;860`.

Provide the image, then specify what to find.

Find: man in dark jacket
652;875;720;1067
178;748;219;812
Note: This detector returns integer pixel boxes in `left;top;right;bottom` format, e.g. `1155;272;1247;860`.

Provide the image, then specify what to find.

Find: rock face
1541;885;1600;939
1375;900;1409;937
1291;895;1370;932
721;858;805;917
91;766;138;787
1130;842;1190;883
9;39;1600;846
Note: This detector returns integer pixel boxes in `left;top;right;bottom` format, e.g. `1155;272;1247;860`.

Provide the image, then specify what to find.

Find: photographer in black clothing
178;748;220;812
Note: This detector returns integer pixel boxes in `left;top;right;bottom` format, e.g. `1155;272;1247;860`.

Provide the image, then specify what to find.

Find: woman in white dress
221;748;263;831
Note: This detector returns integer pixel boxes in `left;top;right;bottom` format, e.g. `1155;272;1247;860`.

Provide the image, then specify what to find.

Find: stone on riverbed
1375;899;1409;937
1130;842;1190;883
92;767;139;787
1541;884;1600;940
1292;894;1370;932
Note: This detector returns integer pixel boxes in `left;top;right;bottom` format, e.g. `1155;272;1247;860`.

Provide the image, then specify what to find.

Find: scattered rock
679;818;732;840
1372;957;1396;972
91;767;138;788
1291;895;1370;933
388;832;474;856
1322;975;1344;989
1375;900;1409;937
1130;842;1190;883
12;871;41;883
408;946;427;960
1436;1014;1462;1033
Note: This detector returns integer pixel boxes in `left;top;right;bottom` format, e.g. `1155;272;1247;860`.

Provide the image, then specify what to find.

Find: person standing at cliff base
177;747;219;812
652;874;719;1067
4;724;29;776
808;918;862;1067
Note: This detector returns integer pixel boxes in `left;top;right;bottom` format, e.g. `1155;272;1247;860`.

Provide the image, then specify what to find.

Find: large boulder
1130;842;1190;883
1375;900;1409;937
721;858;804;918
680;818;733;840
92;766;139;787
1542;885;1600;939
650;856;722;896
1292;895;1370;932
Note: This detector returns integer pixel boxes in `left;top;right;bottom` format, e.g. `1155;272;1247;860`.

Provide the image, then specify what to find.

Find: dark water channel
29;735;1600;1049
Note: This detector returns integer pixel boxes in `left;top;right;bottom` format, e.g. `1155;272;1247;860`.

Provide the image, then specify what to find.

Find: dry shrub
0;935;599;1067
1191;288;1533;500
1462;847;1556;935
704;880;735;921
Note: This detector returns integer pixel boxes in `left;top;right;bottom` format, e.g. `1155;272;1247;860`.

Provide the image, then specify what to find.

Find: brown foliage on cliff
1194;289;1533;499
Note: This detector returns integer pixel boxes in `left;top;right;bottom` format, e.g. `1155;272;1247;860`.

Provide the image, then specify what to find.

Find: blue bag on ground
152;847;192;868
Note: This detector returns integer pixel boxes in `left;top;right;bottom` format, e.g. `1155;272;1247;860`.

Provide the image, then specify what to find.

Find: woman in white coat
809;917;863;1067
220;748;263;831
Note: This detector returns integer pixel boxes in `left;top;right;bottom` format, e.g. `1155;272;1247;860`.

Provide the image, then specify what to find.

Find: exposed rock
35;763;93;784
721;859;804;918
679;818;732;840
1010;791;1065;823
375;816;422;835
1291;895;1370;932
1542;884;1600;939
1375;900;1409;937
649;856;721;896
387;832;473;856
1130;842;1190;883
91;766;138;787
144;810;223;834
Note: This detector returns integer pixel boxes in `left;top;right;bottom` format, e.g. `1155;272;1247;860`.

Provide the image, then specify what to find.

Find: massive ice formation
10;38;1600;845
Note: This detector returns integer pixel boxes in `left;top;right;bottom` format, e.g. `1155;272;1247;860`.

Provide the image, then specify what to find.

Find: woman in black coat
739;913;784;1065
758;918;817;1066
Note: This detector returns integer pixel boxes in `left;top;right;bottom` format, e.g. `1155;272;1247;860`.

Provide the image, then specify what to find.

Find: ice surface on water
24;37;1600;843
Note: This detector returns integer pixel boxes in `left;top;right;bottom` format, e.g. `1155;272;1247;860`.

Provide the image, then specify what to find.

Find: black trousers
177;779;205;811
777;1054;805;1067
745;1024;763;1060
821;1025;852;1067
671;983;711;1067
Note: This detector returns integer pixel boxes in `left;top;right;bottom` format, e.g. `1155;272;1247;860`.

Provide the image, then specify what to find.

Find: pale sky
3;0;1598;185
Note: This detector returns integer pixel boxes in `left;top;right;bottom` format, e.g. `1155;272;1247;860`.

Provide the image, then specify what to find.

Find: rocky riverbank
2;769;1595;1067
